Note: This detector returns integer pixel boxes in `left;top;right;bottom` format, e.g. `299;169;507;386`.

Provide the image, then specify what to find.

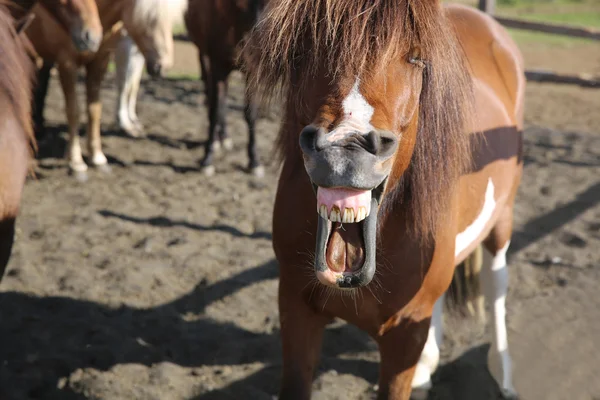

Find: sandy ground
0;26;599;400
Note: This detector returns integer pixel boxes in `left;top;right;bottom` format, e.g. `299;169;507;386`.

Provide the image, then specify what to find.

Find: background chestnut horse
0;3;35;282
27;0;178;181
185;0;265;177
244;0;524;399
9;0;102;52
114;0;188;138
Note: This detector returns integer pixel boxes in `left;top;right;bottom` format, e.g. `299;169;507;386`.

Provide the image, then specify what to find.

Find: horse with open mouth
243;0;525;398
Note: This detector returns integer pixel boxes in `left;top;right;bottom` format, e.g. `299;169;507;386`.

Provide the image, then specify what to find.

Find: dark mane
243;0;473;238
0;3;35;153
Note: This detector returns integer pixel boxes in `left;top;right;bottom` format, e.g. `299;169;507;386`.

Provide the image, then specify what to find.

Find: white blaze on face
455;178;496;258
327;79;375;142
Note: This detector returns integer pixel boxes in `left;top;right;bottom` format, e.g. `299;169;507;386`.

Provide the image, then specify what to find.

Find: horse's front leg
127;43;146;136
85;56;111;173
33;60;54;142
278;278;329;400
199;55;227;175
377;319;431;400
58;64;86;180
115;35;140;137
243;82;264;177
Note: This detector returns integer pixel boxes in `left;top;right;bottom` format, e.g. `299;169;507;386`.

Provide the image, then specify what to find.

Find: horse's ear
14;13;36;34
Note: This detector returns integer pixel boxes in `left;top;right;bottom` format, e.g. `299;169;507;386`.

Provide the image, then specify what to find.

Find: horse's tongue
317;187;371;222
326;223;365;273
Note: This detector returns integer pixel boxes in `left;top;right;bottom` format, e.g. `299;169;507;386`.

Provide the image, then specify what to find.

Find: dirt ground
1;27;599;400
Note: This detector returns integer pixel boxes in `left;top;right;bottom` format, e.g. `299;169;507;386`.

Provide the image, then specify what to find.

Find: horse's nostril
300;125;326;153
373;130;398;158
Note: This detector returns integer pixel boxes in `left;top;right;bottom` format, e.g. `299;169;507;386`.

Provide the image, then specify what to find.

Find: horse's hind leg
243;83;264;177
411;293;444;395
0;217;16;282
481;207;516;399
85;56;111;173
33;60;54;142
216;76;231;151
199;54;225;175
58;65;87;180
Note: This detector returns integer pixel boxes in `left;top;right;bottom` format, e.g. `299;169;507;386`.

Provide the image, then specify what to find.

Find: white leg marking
455;178;496;258
68;134;87;172
412;294;444;390
481;242;514;395
128;49;145;128
115;35;134;130
115;35;145;136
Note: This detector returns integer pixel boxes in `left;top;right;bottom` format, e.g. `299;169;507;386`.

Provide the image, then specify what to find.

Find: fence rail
478;0;600;88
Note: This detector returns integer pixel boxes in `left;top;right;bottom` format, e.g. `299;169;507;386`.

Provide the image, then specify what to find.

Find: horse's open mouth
314;181;385;289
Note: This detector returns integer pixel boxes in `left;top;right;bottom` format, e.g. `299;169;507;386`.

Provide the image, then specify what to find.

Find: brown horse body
244;1;524;399
0;3;35;281
27;0;175;181
185;0;265;176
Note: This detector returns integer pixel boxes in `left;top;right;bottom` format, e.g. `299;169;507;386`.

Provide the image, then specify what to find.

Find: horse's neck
96;0;125;31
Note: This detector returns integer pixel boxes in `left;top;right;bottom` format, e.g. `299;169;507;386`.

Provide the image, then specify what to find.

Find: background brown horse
27;0;177;181
185;0;265;177
0;3;35;282
9;0;102;52
244;0;524;398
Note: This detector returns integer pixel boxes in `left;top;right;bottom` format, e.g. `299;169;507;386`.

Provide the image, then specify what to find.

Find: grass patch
492;0;600;45
165;72;199;80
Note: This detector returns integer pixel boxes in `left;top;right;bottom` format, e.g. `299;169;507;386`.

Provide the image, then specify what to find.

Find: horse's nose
300;125;398;158
147;63;162;78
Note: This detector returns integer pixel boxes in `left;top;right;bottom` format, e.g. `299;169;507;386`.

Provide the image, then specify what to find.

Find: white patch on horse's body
481;242;514;395
412;294;444;390
455;178;496;257
328;80;375;142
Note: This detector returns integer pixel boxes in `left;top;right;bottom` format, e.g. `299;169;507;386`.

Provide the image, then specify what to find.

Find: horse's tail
445;244;485;323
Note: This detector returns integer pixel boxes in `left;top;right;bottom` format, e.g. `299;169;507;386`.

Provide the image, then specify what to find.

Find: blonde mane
132;0;188;28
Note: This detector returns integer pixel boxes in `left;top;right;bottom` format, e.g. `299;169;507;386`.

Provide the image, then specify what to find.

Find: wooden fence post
479;0;496;14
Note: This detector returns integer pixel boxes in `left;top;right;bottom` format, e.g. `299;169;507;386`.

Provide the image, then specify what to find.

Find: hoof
221;138;234;151
95;163;112;174
202;165;215;176
501;389;519;400
250;165;265;178
211;141;221;154
69;169;88;182
409;388;429;400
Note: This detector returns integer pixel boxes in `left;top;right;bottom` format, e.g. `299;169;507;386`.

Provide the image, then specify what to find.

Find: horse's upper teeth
342;208;355;223
330;207;341;222
317;205;370;223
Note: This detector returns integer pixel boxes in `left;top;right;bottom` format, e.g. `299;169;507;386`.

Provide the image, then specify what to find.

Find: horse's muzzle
299;125;397;289
299;125;397;190
147;63;163;79
71;28;101;53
